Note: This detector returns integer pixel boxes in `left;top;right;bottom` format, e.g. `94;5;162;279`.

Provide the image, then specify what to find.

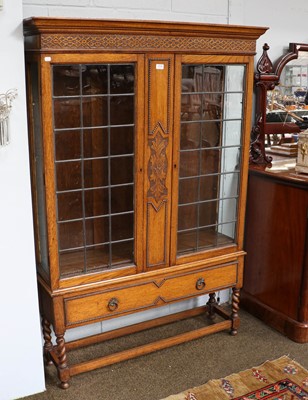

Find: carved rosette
147;130;168;205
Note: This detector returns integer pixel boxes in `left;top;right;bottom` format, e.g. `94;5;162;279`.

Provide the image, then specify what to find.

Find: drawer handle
108;297;119;312
196;278;206;290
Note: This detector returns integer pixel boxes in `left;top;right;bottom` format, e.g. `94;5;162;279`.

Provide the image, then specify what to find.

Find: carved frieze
40;34;255;54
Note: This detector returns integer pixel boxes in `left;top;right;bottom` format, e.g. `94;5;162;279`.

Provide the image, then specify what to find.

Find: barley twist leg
42;318;53;366
56;333;70;389
230;288;240;336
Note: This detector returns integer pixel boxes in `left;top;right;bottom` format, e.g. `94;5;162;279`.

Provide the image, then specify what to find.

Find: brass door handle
196;278;206;290
108;297;119;311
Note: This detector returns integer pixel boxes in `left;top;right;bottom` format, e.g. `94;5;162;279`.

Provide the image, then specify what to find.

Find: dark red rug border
233;378;308;399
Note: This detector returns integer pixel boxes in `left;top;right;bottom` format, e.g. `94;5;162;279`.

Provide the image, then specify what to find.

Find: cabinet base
241;291;308;343
44;301;238;389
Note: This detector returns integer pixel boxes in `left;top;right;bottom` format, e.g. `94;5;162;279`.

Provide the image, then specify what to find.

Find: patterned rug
161;356;308;399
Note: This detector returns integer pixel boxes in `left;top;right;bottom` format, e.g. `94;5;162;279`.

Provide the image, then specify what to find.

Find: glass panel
110;64;135;94
57;191;83;221
178;177;199;204
84;188;109;217
55;130;81;161
178;204;198;231
179;150;199;177
177;230;198;254
200;148;221;175
218;198;238;224
111;213;134;242
53;63;136;277
222;120;242;147
110;126;134;155
86;245;109;271
58;221;84;250
199;200;219;227
84;159;108;188
82;97;108;127
181;94;202;121
53;65;81;96
177;63;245;256
202;121;221;148
83;128;108;158
82;65;108;95
85;217;109;245
221;147;241;173
53;98;81;129
198;226;218;249
56;161;82;191
110;156;134;185
199;176;219;202
181;122;201;149
220;173;239;198
110;96;134;125
225;65;245;92
224;93;243;119
59;250;85;276
112;241;134;266
202;93;223;120
111;185;134;213
217;222;236;243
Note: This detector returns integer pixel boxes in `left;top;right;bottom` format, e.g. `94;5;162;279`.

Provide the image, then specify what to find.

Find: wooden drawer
64;263;238;326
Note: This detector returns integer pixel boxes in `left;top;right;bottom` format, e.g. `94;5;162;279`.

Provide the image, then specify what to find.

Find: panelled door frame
170;54;254;267
39;53;145;291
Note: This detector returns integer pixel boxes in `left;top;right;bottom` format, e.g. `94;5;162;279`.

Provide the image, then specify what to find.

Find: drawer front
64;263;238;326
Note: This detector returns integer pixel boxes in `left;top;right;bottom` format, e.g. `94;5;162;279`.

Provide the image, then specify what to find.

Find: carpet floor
22;309;308;400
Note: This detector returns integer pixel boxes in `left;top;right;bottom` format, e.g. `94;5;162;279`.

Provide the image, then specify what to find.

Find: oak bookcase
24;17;266;388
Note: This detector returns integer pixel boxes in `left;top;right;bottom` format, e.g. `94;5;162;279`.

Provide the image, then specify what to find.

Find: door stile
144;54;174;270
134;54;145;273
236;56;254;251
170;55;183;266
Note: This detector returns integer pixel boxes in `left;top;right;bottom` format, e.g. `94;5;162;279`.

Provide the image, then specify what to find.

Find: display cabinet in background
24;17;266;388
243;43;308;343
243;165;308;343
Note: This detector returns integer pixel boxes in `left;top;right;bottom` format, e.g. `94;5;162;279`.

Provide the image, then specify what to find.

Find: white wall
23;0;231;23
0;1;45;400
1;1;308;398
243;0;308;62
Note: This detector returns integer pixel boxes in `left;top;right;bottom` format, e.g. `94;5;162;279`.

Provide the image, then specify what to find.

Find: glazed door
171;55;252;264
39;54;144;287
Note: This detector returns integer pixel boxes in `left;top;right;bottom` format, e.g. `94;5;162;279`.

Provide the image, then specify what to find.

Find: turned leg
230;288;240;336
42;317;53;366
55;333;70;389
206;292;216;319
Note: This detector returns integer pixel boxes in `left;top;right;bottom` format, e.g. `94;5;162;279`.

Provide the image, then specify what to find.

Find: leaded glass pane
52;63;136;277
177;64;246;256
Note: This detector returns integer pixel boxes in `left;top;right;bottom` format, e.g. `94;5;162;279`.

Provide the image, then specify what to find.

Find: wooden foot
230;288;240;336
42;318;53;366
56;333;70;389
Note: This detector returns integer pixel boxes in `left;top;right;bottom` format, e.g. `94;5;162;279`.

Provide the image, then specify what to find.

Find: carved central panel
147;131;168;205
